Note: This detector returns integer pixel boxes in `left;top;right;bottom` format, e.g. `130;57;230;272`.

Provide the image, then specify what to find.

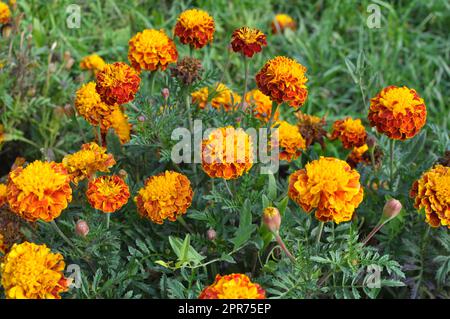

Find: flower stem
316;222;325;244
362;221;384;246
149;72;156;97
389;139;395;186
275;232;296;263
223;179;233;197
178;215;193;233
241;56;249;110
106;213;110;230
50;220;82;254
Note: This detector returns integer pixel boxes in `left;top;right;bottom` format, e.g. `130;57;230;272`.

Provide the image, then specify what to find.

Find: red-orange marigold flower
330;117;367;149
368;85;427;140
174;9;215;49
96;62;141;105
86;175;130;213
231;27;267;58
256;56;308;109
244;89;279;123
199;274;266;299
271;14;296;34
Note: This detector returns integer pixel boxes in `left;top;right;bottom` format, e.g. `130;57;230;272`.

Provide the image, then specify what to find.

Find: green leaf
231;199;256;249
180;234;190;263
267;173;277;200
277;196;289;216
261;194;271;209
220;253;236;264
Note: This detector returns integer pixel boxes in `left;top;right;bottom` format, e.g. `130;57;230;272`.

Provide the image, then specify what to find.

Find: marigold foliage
128;29;178;72
201;126;253;179
86;175;130;213
274;120;306;162
288;157;364;223
199;274;266;299
271;14;296;34
0;242;69;299
368;86;427;140
410;165;449;229
75;82;117;126
231;27;267;58
0;1;11;24
79;54;106;72
244;89;279;123
174;9;215;49
256;56;308;109
0;183;7;206
135;171;193;224
330;117;367;149
295;111;327;148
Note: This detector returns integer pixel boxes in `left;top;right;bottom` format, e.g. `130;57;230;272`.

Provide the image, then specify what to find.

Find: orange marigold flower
0;183;7;206
330;117;367;149
271;14;296;34
199;274;266;299
128;29;178;72
244;89;279;123
368;85;427;140
7;161;72;222
256;56;308;109
231;27;267;58
96;62;141;105
134;171;193;224
410;165;449;229
79;54;106;72
191;87;209;109
201;126;253;179
100;108;131;144
274;121;306;162
346;144;369;168
0;242;70;299
86;175;130;213
0;1;11;24
288;157;364;223
62;142;116;184
295;111;327;148
192;84;241;111
0;232;6;254
75;82;117;126
174;9;215;49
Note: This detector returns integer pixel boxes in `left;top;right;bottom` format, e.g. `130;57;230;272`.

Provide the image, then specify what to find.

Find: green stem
50;220;82;254
178;215;193;233
389;139;395;185
149;72;156;96
275;232;296;263
223;179;233;197
361;221;384;246
106;213;110;230
316;222;325;244
241;56;249;110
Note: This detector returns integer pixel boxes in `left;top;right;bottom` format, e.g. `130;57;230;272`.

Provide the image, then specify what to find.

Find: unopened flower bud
118;169;128;179
366;135;377;148
161;88;170;100
207;228;216;241
263;207;281;233
138;115;146;122
75;220;89;237
383;199;402;220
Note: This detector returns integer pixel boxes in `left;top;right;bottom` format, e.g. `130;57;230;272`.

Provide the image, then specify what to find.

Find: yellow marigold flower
346;144;369;168
192;84;241;111
288;157;364;223
75;82;117;126
368;85;427;140
62;142;116;184
96;62;141;105
199;274;266;299
244;89;279;123
256;56;308;109
174;9;215;49
128;29;178;72
271;14;296;34
7;161;72;222
191;87;209;109
201;126;253;179
0;242;69;299
410;165;449;229
274;120;306;162
330;117;367;149
86;175;130;213
0;183;7;206
0;1;11;25
295;111;327;148
100;108;131;144
231;27;267;58
79;54;106;72
135;171;193;224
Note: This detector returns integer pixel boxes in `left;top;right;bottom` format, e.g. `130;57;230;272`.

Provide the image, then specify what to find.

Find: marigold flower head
135;171;193;224
295;111;327;148
170;56;203;86
244;89;279;123
256;56;308;109
199;274;266;299
368;86;427;140
62;142;116;184
75;82;117;126
231;27;267;58
0;233;6;254
79;54;106;72
273;121;306;162
0;242;69;299
288;157;364;223
96;62;141;105
0;1;11;24
86;175;130;213
410;165;449;229
128;29;178;72
271;14;296;34
346;144;383;169
191;87;209;109
192;84;241;111
330;117;367;149
100;108;131;144
174;9;215;49
0;183;7;206
201;126;253;179
7;161;72;222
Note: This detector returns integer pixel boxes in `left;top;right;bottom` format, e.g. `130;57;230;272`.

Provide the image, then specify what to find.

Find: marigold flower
231;27;267;58
0;233;6;254
0;208;24;254
96;62;141;105
274;121;306;162
201;127;253;179
368;85;427;140
330;117;367;149
86;175;130;213
271;14;296;34
174;9;215;49
244;89;279;123
100;108;131;144
0;1;11;24
288;157;364;223
192;84;241;111
62;142;115;184
346;144;383;169
256;56;308;109
0;183;7;206
191;87;209;109
295;111;327;148
263;207;281;233
135;171;193;224
79;54;106;72
128;29;178;72
170;56;203;86
410;165;449;229
199;274;266;299
75;82;117;126
0;242;69;299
